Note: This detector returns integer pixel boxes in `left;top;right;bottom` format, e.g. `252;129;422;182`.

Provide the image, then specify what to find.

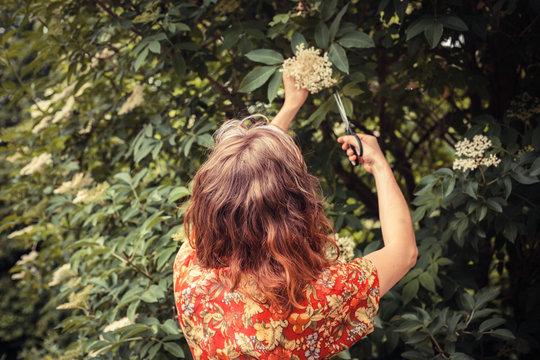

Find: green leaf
328;43;349;74
486;198;503;213
338;31;375;48
529;157;540;176
307;97;334;127
267;70;282;103
315;22;330;50
196;133;214;148
148;40;161;54
245;49;284;65
329;3;349;42
320;0;337;21
173;53;186;78
162;319;180;335
463;181;478;199
291;32;308;54
461;292;475;310
491;328;515;340
127;300;139;322
238;66;277;93
450;353;475;360
149;343;161;359
479;318;506;333
424;21;444;48
168;186;190;204
134;47;149;71
402;279;419;305
511;171;539;184
440;16;469;31
164;342;185;358
114;172;133;185
418;272;436;292
406;16;432;41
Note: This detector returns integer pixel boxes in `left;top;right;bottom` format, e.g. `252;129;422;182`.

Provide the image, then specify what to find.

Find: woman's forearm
270;102;302;131
365;161;417;295
373;163;416;253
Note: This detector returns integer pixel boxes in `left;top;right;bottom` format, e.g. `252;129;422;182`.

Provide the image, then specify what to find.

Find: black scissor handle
345;127;363;166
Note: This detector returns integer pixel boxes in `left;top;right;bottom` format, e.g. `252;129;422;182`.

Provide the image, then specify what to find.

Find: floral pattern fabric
173;241;380;359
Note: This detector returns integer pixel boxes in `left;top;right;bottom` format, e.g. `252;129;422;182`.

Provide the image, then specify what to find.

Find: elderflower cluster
20;153;52;175
16;250;38;265
54;172;94;195
103;316;137;332
31;83;90;134
452;135;501;172
282;43;336;94
506;92;540;122
48;263;75;286
90;48;115;68
326;235;356;263
73;182;110;204
118;84;145;115
7;225;34;239
56;284;93;310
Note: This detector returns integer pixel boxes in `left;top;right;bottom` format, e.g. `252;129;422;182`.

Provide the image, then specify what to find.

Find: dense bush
1;0;539;359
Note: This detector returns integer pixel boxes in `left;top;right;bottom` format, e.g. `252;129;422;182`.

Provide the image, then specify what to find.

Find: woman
173;75;417;359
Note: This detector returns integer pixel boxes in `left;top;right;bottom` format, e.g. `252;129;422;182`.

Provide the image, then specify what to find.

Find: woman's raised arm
270;74;308;131
338;134;418;296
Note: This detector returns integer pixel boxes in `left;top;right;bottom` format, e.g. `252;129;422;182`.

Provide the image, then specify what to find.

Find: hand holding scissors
333;93;363;166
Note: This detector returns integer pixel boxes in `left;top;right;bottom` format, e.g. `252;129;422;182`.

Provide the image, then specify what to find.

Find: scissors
333;93;363;166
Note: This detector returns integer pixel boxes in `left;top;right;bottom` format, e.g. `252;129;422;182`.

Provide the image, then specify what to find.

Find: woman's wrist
371;158;392;178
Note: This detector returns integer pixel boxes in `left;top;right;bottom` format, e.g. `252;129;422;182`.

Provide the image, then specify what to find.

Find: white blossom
73;182;109;204
326;235;356;262
11;272;25;280
118;84;145;115
452;135;501;172
16;250;38;265
48;263;75;286
20;153;52;175
7;225;34;239
52;96;75;123
6;152;23;163
54;172;94;194
282;43;336;94
103;317;135;332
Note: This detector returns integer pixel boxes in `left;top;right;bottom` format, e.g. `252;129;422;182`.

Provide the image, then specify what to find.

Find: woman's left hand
282;73;308;109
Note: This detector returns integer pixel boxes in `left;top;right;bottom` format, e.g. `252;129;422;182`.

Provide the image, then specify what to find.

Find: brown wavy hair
184;118;337;311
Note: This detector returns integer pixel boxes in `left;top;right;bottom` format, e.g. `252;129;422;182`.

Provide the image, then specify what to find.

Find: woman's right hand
337;134;389;175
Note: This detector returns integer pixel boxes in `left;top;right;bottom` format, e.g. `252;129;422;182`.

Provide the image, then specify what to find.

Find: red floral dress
173;241;380;359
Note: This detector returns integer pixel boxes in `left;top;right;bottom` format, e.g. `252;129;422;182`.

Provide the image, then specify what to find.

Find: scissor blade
333;93;349;128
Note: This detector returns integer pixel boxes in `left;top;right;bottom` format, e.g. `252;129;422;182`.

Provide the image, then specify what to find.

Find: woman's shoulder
313;257;380;300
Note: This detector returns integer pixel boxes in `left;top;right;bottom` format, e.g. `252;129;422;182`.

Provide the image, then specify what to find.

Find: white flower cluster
452;135;501;172
31;82;90;134
103;316;137;332
48;263;75;286
90;48;115;68
282;43;336;94
11;250;39;280
73;182;110;204
54;172;94;195
118;84;145;115
326;235;356;263
20;153;52;175
7;225;34;239
57;284;93;310
16;250;38;265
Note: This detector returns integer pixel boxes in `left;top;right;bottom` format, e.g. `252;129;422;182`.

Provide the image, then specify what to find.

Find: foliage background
1;0;539;359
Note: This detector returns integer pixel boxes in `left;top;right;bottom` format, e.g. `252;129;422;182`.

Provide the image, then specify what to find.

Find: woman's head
184;117;337;311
